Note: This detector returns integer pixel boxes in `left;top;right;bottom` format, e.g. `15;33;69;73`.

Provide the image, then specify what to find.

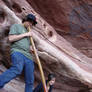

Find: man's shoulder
11;23;22;27
9;24;23;34
11;24;22;28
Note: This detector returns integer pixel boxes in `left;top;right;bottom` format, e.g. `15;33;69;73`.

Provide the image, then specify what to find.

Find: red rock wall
0;0;92;92
27;0;92;58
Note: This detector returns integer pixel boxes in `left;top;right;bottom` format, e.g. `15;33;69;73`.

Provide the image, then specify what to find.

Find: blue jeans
0;52;34;92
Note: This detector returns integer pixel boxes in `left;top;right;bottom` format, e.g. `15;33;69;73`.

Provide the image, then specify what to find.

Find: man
0;14;37;92
33;73;56;92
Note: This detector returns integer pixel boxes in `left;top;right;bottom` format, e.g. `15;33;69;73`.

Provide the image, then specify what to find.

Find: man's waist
11;48;30;54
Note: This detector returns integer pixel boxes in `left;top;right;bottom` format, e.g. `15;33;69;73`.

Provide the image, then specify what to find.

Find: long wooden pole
28;27;48;92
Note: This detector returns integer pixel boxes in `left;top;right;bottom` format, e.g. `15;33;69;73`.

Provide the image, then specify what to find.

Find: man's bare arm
8;31;32;43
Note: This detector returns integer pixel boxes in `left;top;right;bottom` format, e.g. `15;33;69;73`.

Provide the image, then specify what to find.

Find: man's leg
0;52;25;88
24;57;34;92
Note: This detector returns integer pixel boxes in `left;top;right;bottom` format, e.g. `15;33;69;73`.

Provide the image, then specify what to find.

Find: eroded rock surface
0;0;92;92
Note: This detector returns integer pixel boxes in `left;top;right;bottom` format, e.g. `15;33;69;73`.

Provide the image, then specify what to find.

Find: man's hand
30;46;34;54
25;30;33;37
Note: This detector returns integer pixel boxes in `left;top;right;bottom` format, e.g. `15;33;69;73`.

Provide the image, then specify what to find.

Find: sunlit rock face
0;0;92;92
27;0;92;58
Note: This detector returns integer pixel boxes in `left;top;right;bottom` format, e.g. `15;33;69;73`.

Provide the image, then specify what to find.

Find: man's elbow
8;36;13;42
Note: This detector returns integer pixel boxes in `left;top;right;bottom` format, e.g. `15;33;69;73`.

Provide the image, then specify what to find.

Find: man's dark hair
48;73;56;81
22;18;36;26
22;14;37;26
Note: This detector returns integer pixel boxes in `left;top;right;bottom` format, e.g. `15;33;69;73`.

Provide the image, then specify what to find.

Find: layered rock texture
0;0;92;92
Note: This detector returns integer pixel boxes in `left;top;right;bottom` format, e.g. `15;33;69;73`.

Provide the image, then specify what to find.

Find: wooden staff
28;27;48;92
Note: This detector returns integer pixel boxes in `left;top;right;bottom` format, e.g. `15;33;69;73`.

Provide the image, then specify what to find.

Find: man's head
47;73;56;85
22;14;37;27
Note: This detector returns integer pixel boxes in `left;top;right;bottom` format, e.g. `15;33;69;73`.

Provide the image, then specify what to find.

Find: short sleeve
9;24;19;35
